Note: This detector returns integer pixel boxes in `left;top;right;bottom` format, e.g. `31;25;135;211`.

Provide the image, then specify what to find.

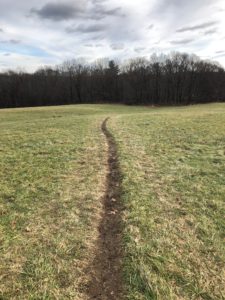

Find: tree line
0;52;225;108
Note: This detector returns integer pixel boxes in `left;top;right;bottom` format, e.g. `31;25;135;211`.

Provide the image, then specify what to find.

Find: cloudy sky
0;0;225;71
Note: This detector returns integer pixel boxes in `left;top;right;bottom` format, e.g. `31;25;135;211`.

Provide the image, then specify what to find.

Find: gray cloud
148;24;154;30
90;5;123;20
3;53;11;56
91;34;105;40
85;43;94;47
0;62;8;67
204;28;217;35
66;24;105;33
10;39;20;44
95;43;103;47
154;0;214;15
134;47;146;53
170;38;195;45
214;53;225;58
84;43;103;48
177;21;218;32
0;39;20;44
30;1;122;22
214;51;225;59
111;43;124;50
0;0;225;70
31;2;86;21
92;0;107;3
104;7;122;16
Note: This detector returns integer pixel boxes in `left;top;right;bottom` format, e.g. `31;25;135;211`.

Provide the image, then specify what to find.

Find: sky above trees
0;0;225;72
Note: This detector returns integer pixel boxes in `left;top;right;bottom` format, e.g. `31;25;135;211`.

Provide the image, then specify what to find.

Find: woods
0;52;225;108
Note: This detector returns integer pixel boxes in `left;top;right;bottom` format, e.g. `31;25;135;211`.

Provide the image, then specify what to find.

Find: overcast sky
0;0;225;71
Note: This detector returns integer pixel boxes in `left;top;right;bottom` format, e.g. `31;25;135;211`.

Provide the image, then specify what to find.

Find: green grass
0;105;110;299
0;103;225;299
109;103;225;299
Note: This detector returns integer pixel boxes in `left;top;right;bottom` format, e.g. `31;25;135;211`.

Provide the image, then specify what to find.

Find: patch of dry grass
1;103;225;299
0;106;108;299
109;103;225;299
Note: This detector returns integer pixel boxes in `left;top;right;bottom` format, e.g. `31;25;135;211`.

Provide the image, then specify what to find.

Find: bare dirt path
86;117;124;299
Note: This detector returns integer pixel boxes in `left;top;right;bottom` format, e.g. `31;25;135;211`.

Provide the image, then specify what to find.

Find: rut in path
86;118;124;300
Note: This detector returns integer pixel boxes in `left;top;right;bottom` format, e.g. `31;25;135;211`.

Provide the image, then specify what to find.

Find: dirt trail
86;117;124;299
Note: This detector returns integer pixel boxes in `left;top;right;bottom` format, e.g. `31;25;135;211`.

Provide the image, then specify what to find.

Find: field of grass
109;104;225;299
0;106;110;299
0;103;225;299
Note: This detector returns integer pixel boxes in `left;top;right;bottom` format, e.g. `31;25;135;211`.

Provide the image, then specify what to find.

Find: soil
86;117;124;299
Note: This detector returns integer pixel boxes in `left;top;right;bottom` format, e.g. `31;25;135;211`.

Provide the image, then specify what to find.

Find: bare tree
0;52;224;108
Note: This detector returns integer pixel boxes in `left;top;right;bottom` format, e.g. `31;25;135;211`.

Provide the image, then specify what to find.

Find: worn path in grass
86;118;124;300
1;104;224;299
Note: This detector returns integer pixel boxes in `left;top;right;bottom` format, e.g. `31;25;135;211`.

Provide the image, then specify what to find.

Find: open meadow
0;104;224;299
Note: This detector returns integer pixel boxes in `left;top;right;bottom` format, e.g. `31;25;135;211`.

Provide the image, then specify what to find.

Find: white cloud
0;0;225;71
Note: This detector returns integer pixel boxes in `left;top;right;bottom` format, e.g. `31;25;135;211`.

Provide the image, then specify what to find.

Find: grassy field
0;106;110;299
0;104;224;299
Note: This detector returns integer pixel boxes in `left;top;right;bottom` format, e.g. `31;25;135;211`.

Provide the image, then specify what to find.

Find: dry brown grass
109;104;225;299
1;103;225;299
0;107;108;299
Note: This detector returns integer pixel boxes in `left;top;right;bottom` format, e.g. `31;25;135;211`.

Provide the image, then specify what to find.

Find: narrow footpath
86;118;124;300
